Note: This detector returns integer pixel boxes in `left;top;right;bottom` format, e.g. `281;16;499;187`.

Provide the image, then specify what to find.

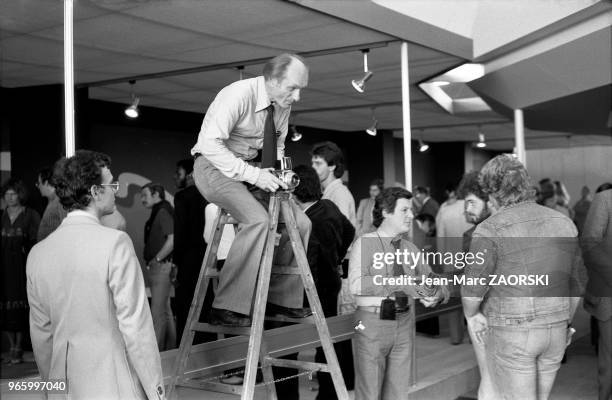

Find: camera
273;156;300;191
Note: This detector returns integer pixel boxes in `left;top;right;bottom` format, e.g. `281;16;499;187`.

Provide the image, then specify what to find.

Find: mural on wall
116;172;174;207
115;172;176;268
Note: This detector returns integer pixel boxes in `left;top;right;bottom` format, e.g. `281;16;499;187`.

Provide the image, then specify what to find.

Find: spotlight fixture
124;80;140;119
351;49;374;93
419;139;429;152
290;125;302;142
237;65;244;80
365;108;378;136
475;132;487;148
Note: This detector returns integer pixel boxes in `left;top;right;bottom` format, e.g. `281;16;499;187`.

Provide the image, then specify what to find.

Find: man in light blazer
581;188;612;400
26;150;165;400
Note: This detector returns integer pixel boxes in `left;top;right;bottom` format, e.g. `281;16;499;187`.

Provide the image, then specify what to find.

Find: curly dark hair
478;154;535;207
311;141;345;179
372;187;412;228
457;171;488;201
293;165;322;203
1;178;29;205
53;150;112;211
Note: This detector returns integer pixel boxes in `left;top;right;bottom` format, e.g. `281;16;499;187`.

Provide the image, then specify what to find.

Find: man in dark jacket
293;165;355;400
173;158;209;341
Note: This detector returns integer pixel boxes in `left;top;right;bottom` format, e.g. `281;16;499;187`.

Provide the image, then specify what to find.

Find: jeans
148;261;176;351
468;322;499;400
488;321;567;400
598;317;612;400
353;308;413;400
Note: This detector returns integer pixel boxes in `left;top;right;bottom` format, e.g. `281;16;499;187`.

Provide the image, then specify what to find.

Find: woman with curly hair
1;178;40;364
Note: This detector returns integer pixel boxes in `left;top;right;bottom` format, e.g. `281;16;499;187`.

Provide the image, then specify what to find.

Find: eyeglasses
98;181;120;193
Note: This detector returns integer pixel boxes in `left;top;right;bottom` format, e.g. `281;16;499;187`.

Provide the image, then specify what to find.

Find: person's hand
419;296;439;308
435;284;450;305
255;168;288;192
146;258;158;271
467;312;488;346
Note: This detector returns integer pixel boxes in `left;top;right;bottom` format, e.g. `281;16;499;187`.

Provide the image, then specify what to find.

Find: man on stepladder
191;53;312;327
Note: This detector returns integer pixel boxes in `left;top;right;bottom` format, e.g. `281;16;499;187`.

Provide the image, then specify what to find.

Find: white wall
526;145;612;203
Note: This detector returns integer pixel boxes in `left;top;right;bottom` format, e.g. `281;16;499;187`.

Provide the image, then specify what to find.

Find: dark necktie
391;236;408;309
261;104;277;168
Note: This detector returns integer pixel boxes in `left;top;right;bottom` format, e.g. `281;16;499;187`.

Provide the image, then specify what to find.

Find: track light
125;80;140;119
476;132;487;148
365;108;378;136
290;125;302;142
366;120;378;136
237;65;244;80
419;139;429;152
352;49;374;93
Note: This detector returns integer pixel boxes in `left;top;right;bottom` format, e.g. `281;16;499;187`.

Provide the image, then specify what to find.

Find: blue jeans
148;261;176;351
488;322;567;400
353;308;413;400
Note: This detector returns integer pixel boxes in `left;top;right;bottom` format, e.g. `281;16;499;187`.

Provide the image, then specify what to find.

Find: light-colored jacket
26;211;164;400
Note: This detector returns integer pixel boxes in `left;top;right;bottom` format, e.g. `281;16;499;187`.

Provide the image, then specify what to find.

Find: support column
514;109;526;166
64;0;75;157
401;42;412;189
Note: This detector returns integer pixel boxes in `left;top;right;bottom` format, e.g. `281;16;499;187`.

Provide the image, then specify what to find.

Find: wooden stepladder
167;191;349;400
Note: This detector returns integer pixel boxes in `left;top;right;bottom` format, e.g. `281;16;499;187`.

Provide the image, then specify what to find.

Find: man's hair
370;179;384;191
176;158;194;175
596;182;612;193
538;181;556;204
311;141;345;178
457;171;488;201
415;213;435;225
53;150;112;211
413;186;429;196
142;182;166;200
372;187;413;228
293;165;322;203
38;167;54;186
1;178;29;205
263;53;307;82
479;154;534;208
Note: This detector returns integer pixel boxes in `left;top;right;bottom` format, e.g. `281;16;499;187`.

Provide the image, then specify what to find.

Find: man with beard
456;171;498;400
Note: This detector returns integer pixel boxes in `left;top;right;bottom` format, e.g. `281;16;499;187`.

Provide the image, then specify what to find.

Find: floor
0;313;599;400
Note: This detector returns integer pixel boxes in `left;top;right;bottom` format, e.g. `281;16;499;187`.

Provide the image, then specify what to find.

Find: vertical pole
514;109;526;166
401;42;412;189
64;0;75;157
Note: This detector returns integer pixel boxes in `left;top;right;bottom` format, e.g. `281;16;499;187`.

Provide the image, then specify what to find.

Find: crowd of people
1;52;610;400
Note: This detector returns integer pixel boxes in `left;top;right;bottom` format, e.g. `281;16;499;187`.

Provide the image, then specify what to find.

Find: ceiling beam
78;40;395;88
293;99;430;115
288;0;472;59
390;119;510;131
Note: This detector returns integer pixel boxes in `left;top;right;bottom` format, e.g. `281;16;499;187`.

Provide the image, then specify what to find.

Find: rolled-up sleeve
194;87;261;184
461;226;497;299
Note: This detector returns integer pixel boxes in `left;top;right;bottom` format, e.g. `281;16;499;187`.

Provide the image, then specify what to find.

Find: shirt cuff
243;164;261;185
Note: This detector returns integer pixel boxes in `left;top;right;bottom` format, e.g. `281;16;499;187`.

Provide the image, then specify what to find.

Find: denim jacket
462;201;587;327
